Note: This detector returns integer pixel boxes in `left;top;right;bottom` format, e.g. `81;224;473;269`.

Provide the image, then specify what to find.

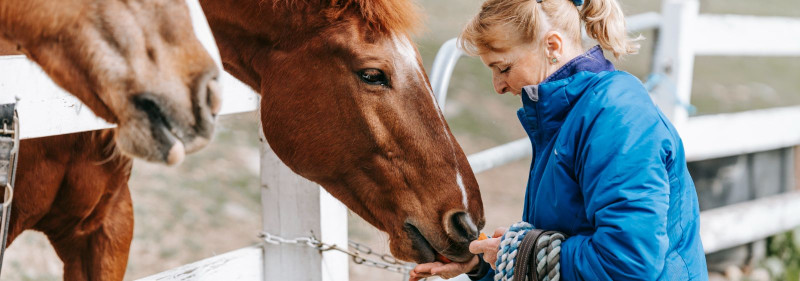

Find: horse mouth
132;94;186;165
404;223;452;264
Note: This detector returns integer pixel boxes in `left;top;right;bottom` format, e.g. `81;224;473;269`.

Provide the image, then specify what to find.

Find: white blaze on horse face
457;172;468;209
392;35;469;209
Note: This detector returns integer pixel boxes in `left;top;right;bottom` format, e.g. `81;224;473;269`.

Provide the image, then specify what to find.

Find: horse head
0;0;221;165
203;0;485;264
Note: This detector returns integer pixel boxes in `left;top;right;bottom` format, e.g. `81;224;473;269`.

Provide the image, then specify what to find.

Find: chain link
258;232;416;275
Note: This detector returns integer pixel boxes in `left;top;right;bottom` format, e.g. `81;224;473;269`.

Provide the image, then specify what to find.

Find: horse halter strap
0;102;18;277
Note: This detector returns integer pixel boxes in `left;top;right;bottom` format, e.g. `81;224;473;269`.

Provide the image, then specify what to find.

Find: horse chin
397;222;475;264
401;223;436;263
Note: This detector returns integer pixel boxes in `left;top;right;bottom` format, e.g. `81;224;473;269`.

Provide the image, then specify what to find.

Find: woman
410;0;708;280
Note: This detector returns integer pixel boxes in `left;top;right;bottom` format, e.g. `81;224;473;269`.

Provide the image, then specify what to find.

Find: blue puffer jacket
475;46;708;280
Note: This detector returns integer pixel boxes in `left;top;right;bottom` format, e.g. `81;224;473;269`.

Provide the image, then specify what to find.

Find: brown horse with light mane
1;0;219;280
1;0;221;164
199;0;485;264
8;0;485;280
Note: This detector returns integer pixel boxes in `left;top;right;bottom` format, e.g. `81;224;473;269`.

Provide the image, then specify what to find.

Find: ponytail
580;0;640;59
460;0;641;59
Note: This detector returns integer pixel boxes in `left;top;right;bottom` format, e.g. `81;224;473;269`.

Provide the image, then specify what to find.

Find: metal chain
258;232;416;275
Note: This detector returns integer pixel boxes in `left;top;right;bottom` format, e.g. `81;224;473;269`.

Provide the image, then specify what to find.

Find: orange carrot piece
437;253;452;263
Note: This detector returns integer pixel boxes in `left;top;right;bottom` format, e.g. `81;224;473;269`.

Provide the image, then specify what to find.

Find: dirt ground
3;0;799;280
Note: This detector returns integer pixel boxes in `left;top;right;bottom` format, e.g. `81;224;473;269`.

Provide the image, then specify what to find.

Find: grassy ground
3;0;799;280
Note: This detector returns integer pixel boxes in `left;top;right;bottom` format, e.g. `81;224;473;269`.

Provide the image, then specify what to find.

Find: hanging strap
0;102;18;277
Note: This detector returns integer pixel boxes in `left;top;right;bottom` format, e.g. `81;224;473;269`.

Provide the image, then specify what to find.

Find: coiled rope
494;221;565;281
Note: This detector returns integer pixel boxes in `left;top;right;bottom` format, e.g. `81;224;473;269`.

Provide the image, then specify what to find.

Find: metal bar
429;38;463;108
467;138;531;174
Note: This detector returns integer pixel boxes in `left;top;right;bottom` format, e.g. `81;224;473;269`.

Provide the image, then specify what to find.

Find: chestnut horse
200;0;485;264
0;0;218;280
0;0;221;164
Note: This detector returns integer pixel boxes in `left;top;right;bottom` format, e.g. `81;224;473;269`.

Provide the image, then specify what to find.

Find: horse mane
277;0;422;35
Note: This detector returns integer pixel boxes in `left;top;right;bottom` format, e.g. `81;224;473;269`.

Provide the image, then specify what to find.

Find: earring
550;57;558;64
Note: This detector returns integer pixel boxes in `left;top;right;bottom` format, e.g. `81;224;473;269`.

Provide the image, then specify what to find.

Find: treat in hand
436;253;452;263
478;232;489;241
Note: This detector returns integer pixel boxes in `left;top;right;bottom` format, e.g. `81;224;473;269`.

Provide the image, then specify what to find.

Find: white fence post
652;0;699;129
260;131;349;281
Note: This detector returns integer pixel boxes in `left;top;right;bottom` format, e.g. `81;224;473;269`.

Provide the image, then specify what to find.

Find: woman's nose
492;75;506;94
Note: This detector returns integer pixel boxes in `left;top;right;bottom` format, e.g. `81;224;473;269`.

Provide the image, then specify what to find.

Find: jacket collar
518;46;615;146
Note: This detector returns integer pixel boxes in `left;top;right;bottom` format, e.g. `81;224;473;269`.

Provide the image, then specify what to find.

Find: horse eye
357;69;389;86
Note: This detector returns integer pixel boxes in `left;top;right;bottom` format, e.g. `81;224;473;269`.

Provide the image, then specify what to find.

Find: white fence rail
693;15;800;56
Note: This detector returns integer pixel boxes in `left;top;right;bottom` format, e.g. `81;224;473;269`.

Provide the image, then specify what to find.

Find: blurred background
3;0;799;280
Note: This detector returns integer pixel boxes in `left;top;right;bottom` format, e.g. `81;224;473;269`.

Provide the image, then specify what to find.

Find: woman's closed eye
499;66;510;74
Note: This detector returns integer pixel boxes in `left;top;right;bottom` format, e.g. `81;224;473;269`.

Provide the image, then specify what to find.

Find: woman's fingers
409;263;441;281
469;237;500;254
430;256;479;279
469;237;501;270
485;249;498;270
408;270;433;281
410;261;443;280
468;239;483;254
493;227;507;238
431;263;464;279
409;256;480;280
412;262;444;274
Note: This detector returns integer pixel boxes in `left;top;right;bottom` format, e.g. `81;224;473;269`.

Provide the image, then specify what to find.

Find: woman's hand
468;227;506;269
408;256;479;281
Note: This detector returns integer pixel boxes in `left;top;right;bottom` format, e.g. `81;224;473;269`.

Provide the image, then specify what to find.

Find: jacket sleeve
560;97;672;280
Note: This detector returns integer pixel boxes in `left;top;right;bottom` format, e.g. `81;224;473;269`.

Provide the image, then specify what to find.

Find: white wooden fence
2;0;799;280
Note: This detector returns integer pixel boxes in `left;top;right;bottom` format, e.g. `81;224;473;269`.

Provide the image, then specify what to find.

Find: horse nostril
446;211;479;243
206;77;222;116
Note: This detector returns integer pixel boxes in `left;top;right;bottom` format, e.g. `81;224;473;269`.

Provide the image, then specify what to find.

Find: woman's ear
543;31;564;61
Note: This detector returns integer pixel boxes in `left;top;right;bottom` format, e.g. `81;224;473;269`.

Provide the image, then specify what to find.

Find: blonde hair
459;0;640;59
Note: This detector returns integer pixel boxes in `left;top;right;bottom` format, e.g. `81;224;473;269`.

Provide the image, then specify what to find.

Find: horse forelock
275;0;422;36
